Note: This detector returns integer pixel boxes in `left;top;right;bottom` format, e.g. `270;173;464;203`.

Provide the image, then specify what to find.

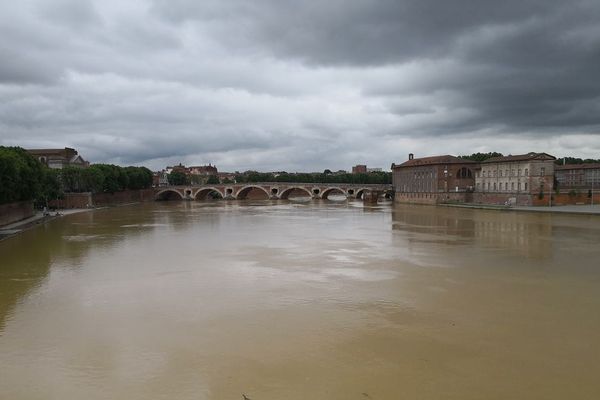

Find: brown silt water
1;201;599;399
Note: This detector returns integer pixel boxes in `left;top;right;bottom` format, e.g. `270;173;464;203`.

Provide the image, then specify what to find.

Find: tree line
0;146;153;206
233;171;392;184
460;152;600;165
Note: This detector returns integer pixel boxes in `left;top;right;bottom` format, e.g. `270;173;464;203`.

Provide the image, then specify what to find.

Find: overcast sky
1;0;599;171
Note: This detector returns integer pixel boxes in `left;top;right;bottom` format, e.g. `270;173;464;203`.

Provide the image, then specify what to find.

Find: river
1;201;599;399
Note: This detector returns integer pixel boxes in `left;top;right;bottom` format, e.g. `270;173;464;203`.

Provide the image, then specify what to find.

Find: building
26;147;89;169
555;163;600;190
367;167;382;173
166;163;189;175
189;164;218;175
352;165;367;174
391;153;477;204
474;152;556;206
153;171;169;187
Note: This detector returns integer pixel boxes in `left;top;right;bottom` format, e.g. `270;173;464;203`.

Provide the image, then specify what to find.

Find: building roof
482;152;556;163
26;147;77;155
555;163;600;171
393;155;475;168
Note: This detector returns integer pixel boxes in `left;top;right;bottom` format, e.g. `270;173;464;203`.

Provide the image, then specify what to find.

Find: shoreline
0;208;94;242
439;202;600;216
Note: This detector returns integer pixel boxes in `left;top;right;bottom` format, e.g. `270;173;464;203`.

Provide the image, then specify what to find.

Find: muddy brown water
1;201;599;399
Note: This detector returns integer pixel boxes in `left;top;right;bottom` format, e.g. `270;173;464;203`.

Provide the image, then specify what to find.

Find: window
518;169;521;176
506;169;509;177
487;182;490;191
505;182;508;190
525;169;529;176
511;182;515;191
493;182;497;191
541;167;545;176
518;182;521;191
525;182;528;191
499;170;503;177
457;167;473;179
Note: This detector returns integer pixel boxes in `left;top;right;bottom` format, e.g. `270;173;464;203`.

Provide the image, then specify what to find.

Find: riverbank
0;208;92;241
440;202;600;215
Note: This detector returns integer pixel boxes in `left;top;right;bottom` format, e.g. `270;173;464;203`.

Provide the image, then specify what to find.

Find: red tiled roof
483;152;556;163
393;155;475;168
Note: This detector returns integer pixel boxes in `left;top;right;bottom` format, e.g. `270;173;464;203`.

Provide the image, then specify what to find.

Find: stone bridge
155;182;393;201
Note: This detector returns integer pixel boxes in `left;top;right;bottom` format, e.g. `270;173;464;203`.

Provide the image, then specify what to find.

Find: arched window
457;167;473;179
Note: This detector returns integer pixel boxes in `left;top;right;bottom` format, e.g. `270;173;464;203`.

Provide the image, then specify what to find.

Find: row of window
476;182;529;192
478;168;533;178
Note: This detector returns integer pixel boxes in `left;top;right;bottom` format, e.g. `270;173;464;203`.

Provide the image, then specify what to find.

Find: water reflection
391;204;557;261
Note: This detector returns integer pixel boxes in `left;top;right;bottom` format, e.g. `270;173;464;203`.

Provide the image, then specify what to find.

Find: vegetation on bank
458;152;504;162
554;157;600;165
60;164;153;193
460;152;600;165
0;146;152;206
0;147;60;205
233;171;392;185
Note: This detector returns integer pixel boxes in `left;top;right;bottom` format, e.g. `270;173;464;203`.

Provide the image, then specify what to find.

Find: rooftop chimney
409;153;414;160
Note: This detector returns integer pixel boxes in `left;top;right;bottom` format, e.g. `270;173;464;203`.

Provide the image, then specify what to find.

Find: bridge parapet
155;182;393;202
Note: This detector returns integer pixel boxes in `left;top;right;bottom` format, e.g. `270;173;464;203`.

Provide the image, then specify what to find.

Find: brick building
352;164;367;174
26;147;89;169
474;152;556;206
391;154;477;204
189;164;218;175
555;163;600;190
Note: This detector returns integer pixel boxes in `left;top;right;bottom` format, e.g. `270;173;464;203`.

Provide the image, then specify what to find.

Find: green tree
459;152;503;162
168;171;189;185
206;175;220;184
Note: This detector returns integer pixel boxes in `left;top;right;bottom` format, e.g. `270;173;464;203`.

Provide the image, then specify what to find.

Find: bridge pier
363;190;382;204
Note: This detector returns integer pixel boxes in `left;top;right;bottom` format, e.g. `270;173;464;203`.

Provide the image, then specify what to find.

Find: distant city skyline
1;0;599;171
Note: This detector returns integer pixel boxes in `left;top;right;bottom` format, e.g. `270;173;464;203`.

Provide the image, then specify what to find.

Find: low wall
50;189;155;209
472;193;535;206
552;192;600;206
50;193;93;209
394;192;470;205
0;201;34;227
92;188;155;206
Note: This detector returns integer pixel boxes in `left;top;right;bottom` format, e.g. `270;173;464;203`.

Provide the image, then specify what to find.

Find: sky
1;0;599;172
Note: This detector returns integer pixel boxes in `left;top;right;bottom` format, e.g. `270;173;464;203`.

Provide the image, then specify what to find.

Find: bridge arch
279;187;313;200
194;187;224;200
354;188;369;199
321;187;347;200
156;189;184;201
236;185;271;200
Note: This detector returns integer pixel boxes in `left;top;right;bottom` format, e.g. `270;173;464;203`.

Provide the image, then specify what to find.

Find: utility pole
592;169;595;206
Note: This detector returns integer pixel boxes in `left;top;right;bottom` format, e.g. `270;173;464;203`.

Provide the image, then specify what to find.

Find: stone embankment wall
394;192;472;205
552;192;600;206
0;201;34;227
50;189;155;209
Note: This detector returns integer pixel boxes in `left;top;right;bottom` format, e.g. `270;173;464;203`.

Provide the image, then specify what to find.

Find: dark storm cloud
0;0;599;170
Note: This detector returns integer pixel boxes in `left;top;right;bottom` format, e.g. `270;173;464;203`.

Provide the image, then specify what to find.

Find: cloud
0;0;599;171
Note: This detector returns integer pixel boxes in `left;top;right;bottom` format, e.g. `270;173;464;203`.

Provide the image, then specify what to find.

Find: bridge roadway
155;182;393;201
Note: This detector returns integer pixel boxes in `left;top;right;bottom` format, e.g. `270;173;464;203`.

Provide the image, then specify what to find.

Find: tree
459;152;503;162
168;171;189;185
0;146;44;204
37;168;63;208
206;175;220;184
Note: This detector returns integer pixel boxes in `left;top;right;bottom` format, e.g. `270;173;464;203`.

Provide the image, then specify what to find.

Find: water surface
1;201;599;399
